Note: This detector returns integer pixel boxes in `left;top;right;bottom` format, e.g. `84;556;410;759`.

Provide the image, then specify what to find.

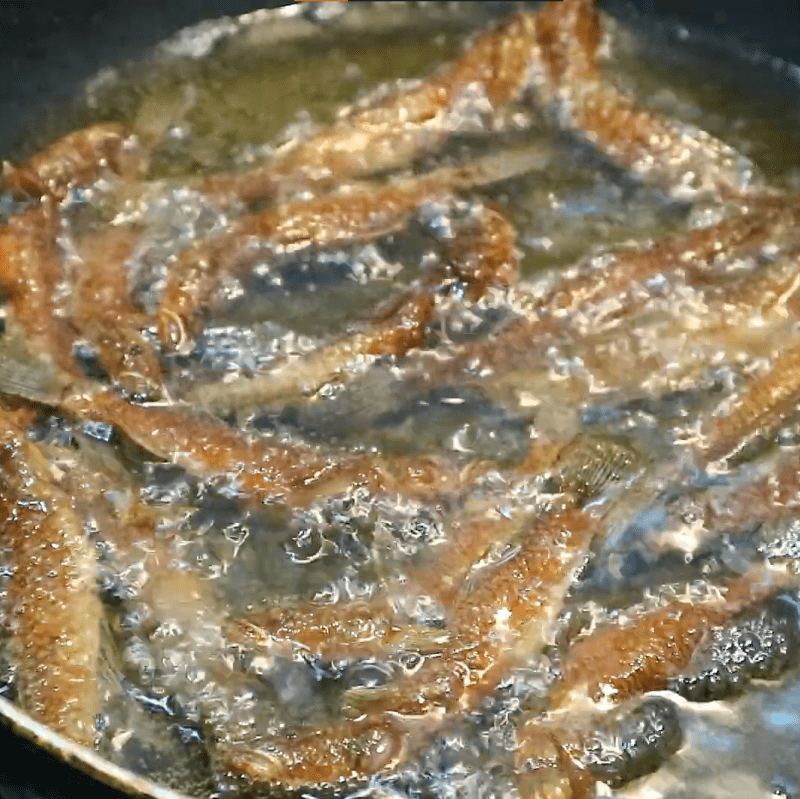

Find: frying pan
0;2;799;799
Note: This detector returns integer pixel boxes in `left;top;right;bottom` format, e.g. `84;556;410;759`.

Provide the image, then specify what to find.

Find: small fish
0;410;104;747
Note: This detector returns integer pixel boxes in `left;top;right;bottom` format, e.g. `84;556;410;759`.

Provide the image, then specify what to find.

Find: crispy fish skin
531;0;755;197
342;508;596;716
702;450;800;534
515;698;683;799
227;597;413;662
176;284;435;410
183;204;517;412
72;226;163;396
2;123;147;201
0;201;158;392
160;153;529;353
0;414;103;747
225;439;574;668
552;570;795;705
185;294;432;411
217;716;406;788
0;346;459;508
156;181;448;350
515;725;596;799
198;11;542;203
700;341;800;465
423;193;800;392
0;201;79;376
60;387;458;508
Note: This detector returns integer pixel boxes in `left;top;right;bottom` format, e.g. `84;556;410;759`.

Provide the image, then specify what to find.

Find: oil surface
1;4;800;799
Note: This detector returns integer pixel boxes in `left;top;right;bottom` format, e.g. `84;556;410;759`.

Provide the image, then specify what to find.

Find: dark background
0;0;277;157
0;1;798;798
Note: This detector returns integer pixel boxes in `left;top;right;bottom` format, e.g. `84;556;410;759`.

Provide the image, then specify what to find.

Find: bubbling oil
2;4;800;799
